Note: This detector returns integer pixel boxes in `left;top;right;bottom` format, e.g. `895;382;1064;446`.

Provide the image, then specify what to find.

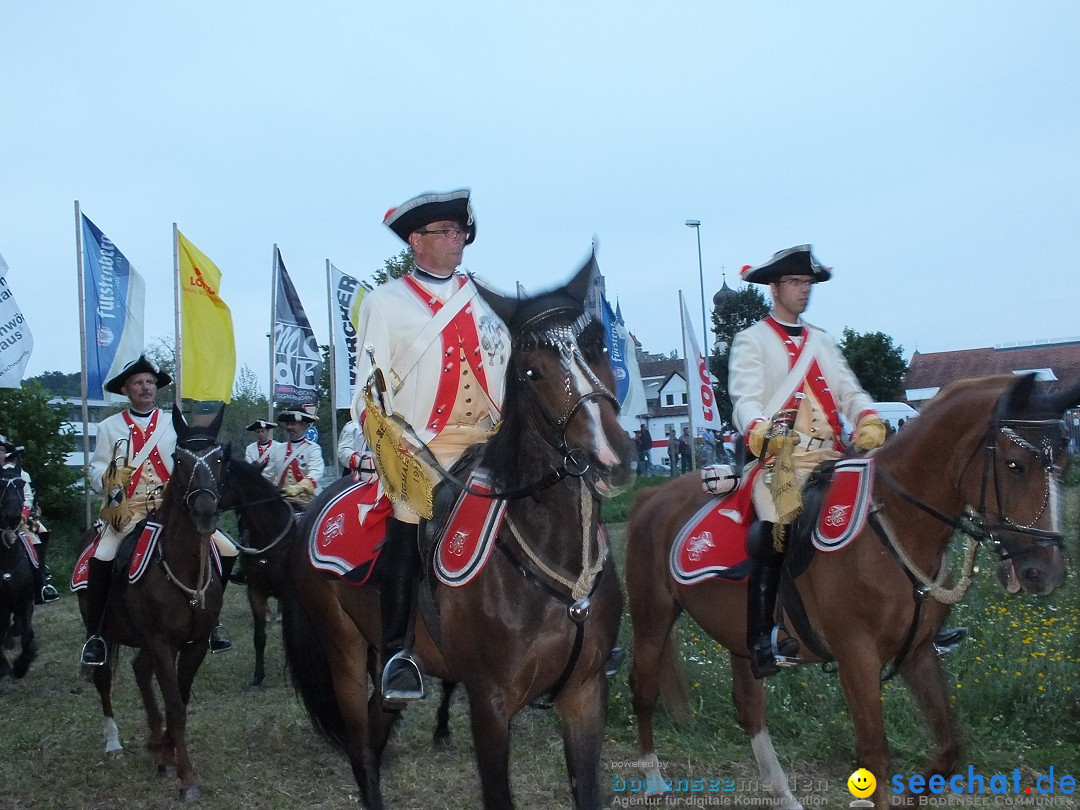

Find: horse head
171;404;227;535
949;374;1076;596
476;254;635;495
0;466;25;535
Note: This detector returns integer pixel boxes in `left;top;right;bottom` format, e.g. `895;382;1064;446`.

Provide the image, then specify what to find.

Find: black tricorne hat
0;434;15;453
105;354;172;394
276;410;317;425
245;420;276;431
740;245;832;285
383;189;476;245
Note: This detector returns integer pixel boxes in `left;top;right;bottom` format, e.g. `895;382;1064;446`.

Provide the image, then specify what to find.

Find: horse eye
1006;460;1024;475
524;368;540;381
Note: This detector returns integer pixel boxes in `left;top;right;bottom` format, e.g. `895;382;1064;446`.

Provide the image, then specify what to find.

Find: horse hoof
432;732;451;750
105;747;124;760
179;785;203;802
242;683;263;696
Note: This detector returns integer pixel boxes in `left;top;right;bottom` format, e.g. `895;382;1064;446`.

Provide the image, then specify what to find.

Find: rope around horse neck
504;482;605;601
873;510;977;604
158;533;213;609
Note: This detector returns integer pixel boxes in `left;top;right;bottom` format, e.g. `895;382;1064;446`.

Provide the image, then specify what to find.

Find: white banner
0;252;33;388
330;265;368;409
680;291;722;431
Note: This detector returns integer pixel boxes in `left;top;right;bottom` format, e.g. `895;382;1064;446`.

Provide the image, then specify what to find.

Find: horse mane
478;356;555;491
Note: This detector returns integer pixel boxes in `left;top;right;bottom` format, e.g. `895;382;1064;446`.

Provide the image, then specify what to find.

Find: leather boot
746;521;799;678
35;535;59;603
80;558;114;666
379;518;424;701
210;556;235;654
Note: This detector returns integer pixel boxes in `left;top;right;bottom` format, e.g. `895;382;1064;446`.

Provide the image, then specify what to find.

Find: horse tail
280;580;350;753
658;626;692;727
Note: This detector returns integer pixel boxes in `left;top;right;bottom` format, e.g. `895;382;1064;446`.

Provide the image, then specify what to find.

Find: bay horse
281;259;635;809
218;456;298;692
77;405;227;801
0;466;36;679
627;374;1074;808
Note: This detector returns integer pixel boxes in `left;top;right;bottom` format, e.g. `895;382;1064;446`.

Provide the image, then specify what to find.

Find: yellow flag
177;230;236;402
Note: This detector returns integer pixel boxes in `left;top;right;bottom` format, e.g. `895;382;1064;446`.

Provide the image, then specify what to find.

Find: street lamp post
684;220;709;359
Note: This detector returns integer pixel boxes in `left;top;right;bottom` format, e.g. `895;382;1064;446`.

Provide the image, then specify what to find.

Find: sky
3;2;1079;393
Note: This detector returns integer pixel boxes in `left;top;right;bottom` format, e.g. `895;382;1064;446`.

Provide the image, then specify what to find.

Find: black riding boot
379;518;424;702
80;558;114;666
746;521;799;678
210;556;235;654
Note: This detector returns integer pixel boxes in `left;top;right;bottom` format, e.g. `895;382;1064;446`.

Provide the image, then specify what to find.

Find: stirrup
933;626;968;656
209;624;232;654
604;646;626;678
750;628;799;678
40;584;60;603
381;651;425;702
81;635;108;667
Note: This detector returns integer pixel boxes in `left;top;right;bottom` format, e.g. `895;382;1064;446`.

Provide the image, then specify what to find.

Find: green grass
2;482;1077;808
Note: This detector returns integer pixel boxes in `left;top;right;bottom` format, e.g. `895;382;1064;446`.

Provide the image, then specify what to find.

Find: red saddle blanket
435;471;505;588
71;522;222;589
308;478;393;586
670;467;759;586
20;532;40;568
811;457;875;552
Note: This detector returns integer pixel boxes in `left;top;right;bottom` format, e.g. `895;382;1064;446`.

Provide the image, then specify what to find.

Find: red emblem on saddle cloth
19;532;40;568
670;467;760;586
71;526;104;591
308;478;393;585
435;471;506;588
811;457;875;553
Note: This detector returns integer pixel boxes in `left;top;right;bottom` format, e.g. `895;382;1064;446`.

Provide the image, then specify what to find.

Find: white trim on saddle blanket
19;532;40;568
435;470;506;588
309;478;393;585
811;457;875;553
70;521;222;589
670;467;760;586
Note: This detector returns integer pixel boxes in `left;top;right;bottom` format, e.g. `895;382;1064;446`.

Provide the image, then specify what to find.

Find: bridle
174;441;224;513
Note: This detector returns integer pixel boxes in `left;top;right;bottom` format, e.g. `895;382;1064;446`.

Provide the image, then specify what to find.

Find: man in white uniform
80;355;238;666
269;410;325;506
352;188;511;701
244;419;278;481
0;437;60;603
729;246;885;677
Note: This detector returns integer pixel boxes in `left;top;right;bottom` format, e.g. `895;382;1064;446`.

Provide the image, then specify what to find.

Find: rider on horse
80;355;239;666
0;436;60;604
352;188;512;702
729;246;887;678
243;419;279;479
267;409;324;508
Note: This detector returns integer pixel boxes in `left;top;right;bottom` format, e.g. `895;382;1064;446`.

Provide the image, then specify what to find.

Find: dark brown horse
78;406;227;801
219;456;298;692
627;374;1073;808
0;466;36;679
281;260;635;809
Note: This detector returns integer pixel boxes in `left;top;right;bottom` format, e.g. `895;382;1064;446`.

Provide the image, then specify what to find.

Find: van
874;401;919;432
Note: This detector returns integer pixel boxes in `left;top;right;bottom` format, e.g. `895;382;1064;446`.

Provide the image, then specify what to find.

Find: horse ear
473;276;519;329
1047;378;1080;414
207;404;226;439
997;372;1038;420
565;252;598;306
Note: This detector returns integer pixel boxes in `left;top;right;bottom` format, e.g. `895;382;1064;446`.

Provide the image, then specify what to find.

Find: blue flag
81;215;144;400
600;295;630;407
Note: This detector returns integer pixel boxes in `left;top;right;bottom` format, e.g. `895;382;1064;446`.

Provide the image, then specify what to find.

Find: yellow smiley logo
848;768;876;798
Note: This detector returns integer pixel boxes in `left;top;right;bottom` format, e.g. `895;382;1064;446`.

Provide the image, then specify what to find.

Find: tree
0;382;80;532
709;287;771;424
371;248;415;286
839;328;908;401
26;370;81;398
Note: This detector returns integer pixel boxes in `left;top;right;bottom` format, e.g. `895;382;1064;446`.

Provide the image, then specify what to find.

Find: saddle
307;476;393;585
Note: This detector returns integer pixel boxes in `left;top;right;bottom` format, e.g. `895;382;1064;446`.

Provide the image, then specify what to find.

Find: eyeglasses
416;227;467;240
778;278;814;289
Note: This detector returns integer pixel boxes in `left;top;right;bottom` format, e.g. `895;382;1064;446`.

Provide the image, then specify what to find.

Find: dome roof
712;279;737;308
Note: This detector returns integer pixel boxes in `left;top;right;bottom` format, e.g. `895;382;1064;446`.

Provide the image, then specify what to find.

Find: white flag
330;265;369;409
680;291;722;431
0;252;33;388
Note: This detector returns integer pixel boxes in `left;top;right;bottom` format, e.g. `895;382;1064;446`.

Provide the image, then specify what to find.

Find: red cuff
21;506;31;519
856;409;879;424
349;452;361;470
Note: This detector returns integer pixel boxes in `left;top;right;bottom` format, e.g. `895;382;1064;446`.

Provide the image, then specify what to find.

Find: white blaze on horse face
567;358;620;469
1049;474;1063;536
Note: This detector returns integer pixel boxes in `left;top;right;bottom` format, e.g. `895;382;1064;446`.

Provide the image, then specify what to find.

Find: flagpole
325;259;339;457
172;223;182;410
679;290;699;472
268;245;279;421
74;201;92;528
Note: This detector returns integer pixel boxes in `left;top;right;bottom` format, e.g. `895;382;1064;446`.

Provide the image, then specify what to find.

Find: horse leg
146;642;198;800
835;649;892;806
466;686;514;810
0;607;13;679
555;672;607;810
11;600;35;678
172;640;210;801
628;602;681;793
94;654;125;758
731;654;802;810
898;642;961;777
433;680;456;748
245;583;269;693
132;648;165;762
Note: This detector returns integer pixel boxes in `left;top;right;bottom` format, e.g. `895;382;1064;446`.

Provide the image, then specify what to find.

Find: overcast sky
3;2;1079;392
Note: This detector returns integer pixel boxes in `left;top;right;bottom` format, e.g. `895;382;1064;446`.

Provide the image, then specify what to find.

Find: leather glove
747;420;770;458
855;414;887;451
117;465;135;487
283;479;316;498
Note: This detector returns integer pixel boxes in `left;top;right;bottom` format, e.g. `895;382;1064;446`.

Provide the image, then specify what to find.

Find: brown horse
281;260;635;809
0;466;36;679
218;456;298;693
78;406;227;801
627;374;1073;808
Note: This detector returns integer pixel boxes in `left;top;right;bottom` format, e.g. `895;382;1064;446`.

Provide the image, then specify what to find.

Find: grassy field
0;479;1077;809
